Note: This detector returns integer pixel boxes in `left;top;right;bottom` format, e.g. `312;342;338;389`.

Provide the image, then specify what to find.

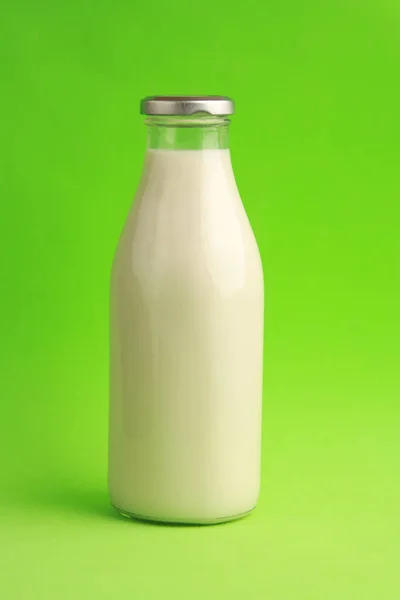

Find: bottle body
109;122;264;524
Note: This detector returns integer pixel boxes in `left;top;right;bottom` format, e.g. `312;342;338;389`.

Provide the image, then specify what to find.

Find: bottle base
112;504;255;525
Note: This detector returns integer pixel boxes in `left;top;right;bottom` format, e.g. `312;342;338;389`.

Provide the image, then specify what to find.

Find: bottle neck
145;116;230;151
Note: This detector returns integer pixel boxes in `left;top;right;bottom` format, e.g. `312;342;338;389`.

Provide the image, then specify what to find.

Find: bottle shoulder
112;151;263;296
112;199;262;301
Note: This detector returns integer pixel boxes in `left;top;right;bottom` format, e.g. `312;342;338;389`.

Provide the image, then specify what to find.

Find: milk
109;149;264;523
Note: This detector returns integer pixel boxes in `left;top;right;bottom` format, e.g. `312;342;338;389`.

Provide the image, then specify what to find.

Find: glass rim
145;115;231;128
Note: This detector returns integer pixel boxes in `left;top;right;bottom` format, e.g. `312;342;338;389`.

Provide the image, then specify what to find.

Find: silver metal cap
140;95;234;116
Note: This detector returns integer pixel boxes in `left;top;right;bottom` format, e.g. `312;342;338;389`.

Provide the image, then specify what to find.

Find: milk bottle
109;96;264;524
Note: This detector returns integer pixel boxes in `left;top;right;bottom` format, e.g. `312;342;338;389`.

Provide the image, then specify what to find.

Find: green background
1;0;399;597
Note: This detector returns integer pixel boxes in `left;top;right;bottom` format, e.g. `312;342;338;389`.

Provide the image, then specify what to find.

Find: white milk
109;149;264;523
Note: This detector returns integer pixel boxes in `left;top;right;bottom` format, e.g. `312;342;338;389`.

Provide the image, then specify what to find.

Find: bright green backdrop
1;0;399;598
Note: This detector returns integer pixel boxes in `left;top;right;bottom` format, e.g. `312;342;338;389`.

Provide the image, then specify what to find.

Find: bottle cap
140;95;234;116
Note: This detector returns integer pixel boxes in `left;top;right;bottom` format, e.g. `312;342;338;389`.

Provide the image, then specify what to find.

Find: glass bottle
109;96;264;524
